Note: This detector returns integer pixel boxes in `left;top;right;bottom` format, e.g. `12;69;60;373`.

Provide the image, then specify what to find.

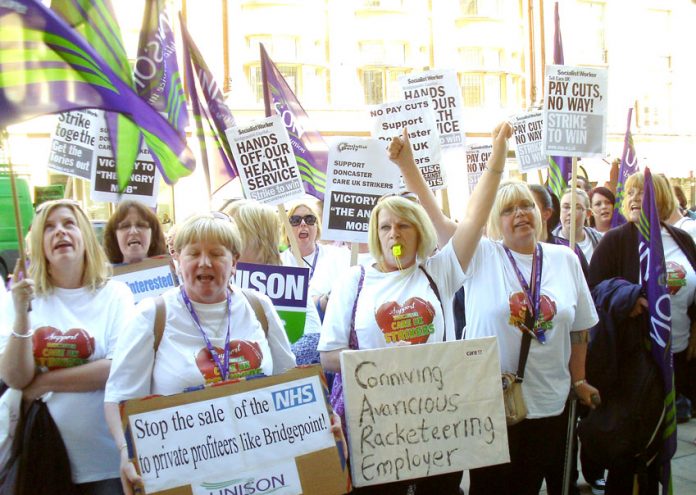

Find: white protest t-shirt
253;289;296;373
662;228;696;353
318;241;464;352
0;280;134;483
462;239;598;418
105;286;273;402
673;216;696;240
281;243;351;298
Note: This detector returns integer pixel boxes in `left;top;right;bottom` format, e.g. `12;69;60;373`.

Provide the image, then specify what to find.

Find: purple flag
260;44;327;200
637;168;676;494
135;0;187;136
0;0;194;184
179;15;237;195
610;108;639;227
547;2;572;199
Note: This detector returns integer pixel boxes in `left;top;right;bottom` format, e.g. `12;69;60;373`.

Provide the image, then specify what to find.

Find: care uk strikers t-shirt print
375;297;436;345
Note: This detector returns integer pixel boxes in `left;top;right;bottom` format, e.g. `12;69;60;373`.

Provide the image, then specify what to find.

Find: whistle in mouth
392;244;402;257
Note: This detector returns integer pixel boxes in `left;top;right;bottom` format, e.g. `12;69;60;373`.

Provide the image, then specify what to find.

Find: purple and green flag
260;44;327;200
0;0;194;186
610;108;639;228
547;2;572;199
179;14;237;196
637;167;676;495
135;0;187;136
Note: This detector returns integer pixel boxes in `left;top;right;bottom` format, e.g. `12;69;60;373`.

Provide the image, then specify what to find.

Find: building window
460;0;503;17
361;68;410;105
249;64;327;105
247;35;299;60
359;41;406;66
461;74;483;106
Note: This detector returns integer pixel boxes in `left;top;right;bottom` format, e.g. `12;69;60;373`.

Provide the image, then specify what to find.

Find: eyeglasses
117;221;150;232
500;202;535;217
35;199;82;214
289;214;317;227
560;204;587;212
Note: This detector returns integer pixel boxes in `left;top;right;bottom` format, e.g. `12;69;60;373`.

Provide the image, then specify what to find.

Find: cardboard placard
542;65;609;158
466;143;494;194
226;115;304;206
112;256;178;303
340;338;509;487
120;366;349;495
369;99;445;190
321;137;400;244
399;70;466;149
233;262;310;343
511;111;547;172
48;109;98;179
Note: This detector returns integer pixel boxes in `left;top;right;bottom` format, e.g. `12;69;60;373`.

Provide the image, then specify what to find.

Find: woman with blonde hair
588;172;696;494
0;199;134;494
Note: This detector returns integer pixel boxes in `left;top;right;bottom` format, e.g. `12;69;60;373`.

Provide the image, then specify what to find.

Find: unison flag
135;0;187;136
547;2;571;199
179;14;237;195
0;0;194;185
637;167;676;495
260;44;327;200
610;108;639;228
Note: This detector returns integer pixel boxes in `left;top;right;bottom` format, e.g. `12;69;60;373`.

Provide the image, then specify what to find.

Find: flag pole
440;188;451;218
277;204;303;265
1;130;28;278
350;242;359;267
569;156;578;250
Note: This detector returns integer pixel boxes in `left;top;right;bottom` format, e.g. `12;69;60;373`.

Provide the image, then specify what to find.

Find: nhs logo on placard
272;383;316;410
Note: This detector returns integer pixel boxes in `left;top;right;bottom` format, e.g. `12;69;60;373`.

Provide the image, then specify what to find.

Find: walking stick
562;390;578;495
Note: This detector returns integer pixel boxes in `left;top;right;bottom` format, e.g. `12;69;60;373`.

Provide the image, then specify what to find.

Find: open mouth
196;274;215;282
514;221;531;229
53;240;72;250
127;239;142;247
298;231;309;239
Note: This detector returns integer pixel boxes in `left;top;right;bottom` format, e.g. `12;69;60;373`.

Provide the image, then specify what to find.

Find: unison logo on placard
199;474;288;495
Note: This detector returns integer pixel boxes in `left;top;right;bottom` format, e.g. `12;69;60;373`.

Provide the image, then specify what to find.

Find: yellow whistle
392;244;402;257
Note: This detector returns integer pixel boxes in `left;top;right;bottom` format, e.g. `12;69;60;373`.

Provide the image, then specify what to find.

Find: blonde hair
368;196;437;270
174;213;241;257
486;181;543;241
282;201;321;246
224;200;282;265
621;173;675;222
29;200;111;295
561;187;590;208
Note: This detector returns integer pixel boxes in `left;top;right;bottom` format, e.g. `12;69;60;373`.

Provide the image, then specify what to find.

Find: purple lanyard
303;244;319;280
180;286;232;381
503;243;545;343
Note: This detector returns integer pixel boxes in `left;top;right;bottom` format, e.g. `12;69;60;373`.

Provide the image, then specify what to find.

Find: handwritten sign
340;338;508;487
369;99;445;190
322;138;400;243
226;115;304;206
48;109;98;179
542;65;608;157
512;112;547;172
112;256;178;303
233;262;310;343
121;366;348;495
466;143;493;194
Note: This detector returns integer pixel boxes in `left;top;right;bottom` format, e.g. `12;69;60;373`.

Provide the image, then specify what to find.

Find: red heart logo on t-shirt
374;297;436;345
195;340;264;383
508;292;557;333
32;326;95;370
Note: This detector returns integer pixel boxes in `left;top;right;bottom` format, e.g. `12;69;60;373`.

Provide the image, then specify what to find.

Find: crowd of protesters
0;125;695;495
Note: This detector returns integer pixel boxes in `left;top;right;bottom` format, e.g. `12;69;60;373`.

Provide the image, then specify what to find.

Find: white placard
341;338;509;487
321;137;400;243
89;111;161;207
47;109;98;180
399;69;466;149
129;375;334;494
542;65;608;158
511;111;547;172
226;115;304;206
369;99;445;190
112;257;177;303
466;143;494;194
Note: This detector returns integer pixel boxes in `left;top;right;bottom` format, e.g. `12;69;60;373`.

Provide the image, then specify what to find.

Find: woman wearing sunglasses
281;202;351;316
0;199;134;494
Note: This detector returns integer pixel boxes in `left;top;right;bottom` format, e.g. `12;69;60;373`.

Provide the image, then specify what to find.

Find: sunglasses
289;214;317;226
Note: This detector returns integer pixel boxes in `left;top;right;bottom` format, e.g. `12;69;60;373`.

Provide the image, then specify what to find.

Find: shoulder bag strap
347;266;366;350
516;332;532;382
418;265;446;341
240;288;269;337
153;296;166;353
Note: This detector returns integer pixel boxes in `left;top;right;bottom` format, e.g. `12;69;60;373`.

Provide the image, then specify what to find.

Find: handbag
503;331;532;426
0;382;21;468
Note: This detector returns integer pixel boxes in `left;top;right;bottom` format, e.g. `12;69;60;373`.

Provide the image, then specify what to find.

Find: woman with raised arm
0;199;134;494
318;122;512;494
